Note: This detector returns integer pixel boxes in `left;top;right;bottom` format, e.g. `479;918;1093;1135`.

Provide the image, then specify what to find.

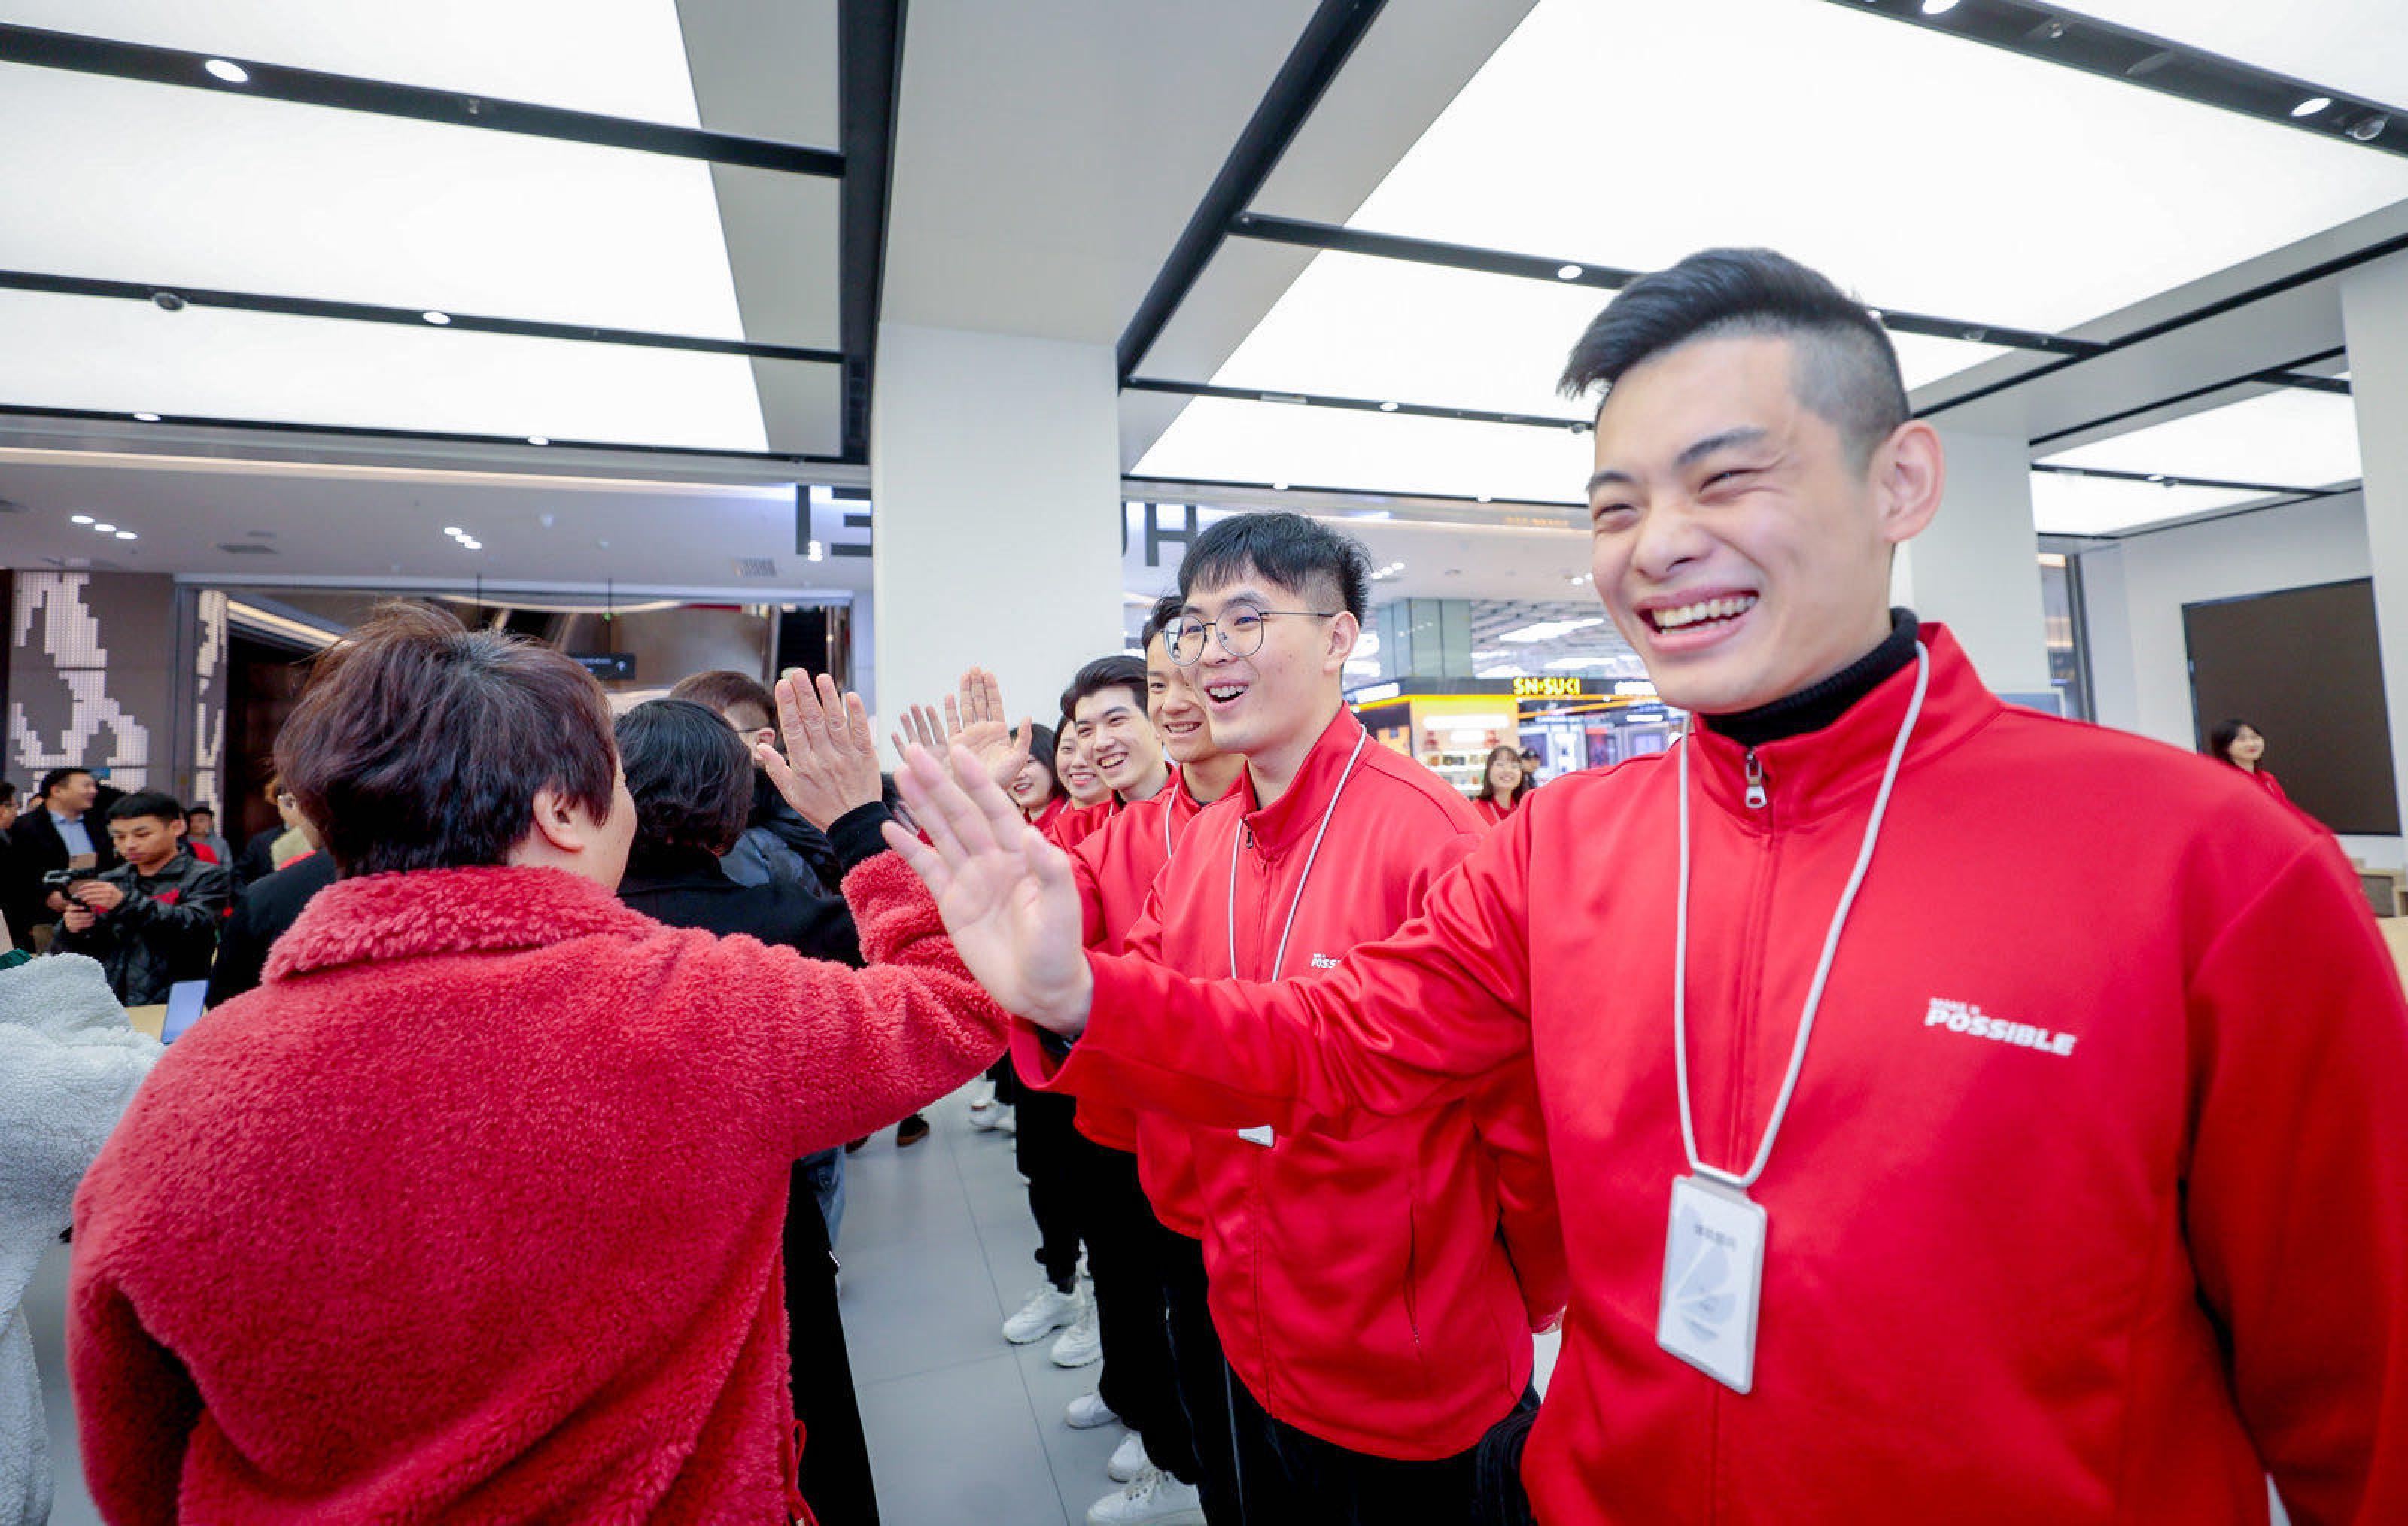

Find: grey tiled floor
26;1084;1559;1526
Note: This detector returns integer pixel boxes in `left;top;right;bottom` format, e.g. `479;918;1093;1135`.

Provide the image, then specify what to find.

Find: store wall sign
1512;676;1589;698
1613;679;1659;698
570;652;637;680
1349;681;1403;705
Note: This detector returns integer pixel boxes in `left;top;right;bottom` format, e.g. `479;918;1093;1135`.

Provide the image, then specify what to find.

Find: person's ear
171;818;186;841
1871;421;1945;550
1325;610;1361;671
526;786;589;856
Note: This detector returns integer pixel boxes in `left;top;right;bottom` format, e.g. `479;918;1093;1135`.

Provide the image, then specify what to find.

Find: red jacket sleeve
1469;1055;1567;1333
704;851;1011;1159
2181;837;2408;1523
1056;807;1540;1134
70;1275;202;1526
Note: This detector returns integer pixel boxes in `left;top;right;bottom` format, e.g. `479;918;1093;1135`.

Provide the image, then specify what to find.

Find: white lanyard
1227;731;1370;982
1672;643;1930;1190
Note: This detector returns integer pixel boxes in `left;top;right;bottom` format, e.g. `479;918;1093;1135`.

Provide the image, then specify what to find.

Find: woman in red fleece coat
68;605;1008;1524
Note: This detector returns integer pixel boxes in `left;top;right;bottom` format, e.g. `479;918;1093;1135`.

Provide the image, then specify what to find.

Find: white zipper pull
1744;749;1767;810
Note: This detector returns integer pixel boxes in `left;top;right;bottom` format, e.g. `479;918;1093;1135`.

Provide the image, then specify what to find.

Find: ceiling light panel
1204;251;2012;421
2039;388;2362;488
1261;0;2408;336
1133;395;1594;504
2045;2;2408;120
0;289;786;453
2027;471;2267;537
0;0;713;126
0;64;837;345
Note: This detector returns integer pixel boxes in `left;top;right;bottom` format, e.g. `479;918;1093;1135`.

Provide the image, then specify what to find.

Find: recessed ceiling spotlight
93;523;116;533
2350;114;2390;141
1555;264;1583;281
203;58;250;84
151;291;185;312
132;411;160;422
115;530;138;540
1271;481;1289;491
71;515;93;524
1920;0;1960;14
442;526;464;537
1377;401;1398;412
2291;96;2332;118
422;310;452;326
1476;494;1493;503
526;434;549;445
461;539;482;550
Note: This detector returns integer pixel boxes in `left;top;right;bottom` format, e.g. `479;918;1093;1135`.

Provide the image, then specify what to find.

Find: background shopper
1470;745;1532;827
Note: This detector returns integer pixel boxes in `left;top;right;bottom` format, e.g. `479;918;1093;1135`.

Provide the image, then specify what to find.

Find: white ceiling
2057;1;2408;114
2039;387;2363;491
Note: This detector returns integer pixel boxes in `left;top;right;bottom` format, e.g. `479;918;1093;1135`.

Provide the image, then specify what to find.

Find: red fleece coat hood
70;854;1005;1524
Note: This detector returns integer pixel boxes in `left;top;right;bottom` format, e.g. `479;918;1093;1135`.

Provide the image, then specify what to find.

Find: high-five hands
758;669;883;830
881;743;1093;1037
890;669;1032;790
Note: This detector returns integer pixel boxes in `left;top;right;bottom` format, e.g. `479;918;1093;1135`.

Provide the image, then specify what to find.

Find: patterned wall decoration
185;589;230;813
7;570;178;793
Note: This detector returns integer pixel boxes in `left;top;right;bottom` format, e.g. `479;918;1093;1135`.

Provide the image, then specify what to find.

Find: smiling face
1005;755;1057;811
50;771;98;816
1073;679;1165;797
1485;748;1524;794
1181;567;1357;764
1147;632;1217;766
1585;334;1941;715
2227;725;2266;767
1053;725;1111;807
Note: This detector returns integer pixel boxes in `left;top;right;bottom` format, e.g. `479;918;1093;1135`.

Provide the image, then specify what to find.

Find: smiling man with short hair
887;249;2408;1524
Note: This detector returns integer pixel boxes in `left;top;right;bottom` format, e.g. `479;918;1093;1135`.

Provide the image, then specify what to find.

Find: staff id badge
1656;1174;1767;1394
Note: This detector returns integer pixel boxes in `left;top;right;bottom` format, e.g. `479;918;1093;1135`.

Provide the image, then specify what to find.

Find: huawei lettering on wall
1923;997;2078;1057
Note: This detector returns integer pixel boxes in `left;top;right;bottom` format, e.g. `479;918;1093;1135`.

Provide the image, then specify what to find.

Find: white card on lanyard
1656;1174;1767;1394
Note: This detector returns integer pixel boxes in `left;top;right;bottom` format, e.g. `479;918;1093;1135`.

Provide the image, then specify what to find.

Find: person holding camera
52;791;232;1007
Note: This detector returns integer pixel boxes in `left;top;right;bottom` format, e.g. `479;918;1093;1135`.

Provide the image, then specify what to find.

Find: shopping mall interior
5;2;2405;1523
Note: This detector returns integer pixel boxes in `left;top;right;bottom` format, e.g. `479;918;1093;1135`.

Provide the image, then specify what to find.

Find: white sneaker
1051;1303;1102;1368
968;1078;999;1109
1105;1430;1151;1482
971;1100;1012;1132
1065;1390;1118;1429
1002;1284;1084;1345
1087;1467;1206;1526
993;1105;1017;1135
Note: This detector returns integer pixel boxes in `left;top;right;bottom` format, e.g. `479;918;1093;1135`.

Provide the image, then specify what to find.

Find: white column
2339;251;2408;844
1890;426;2053;699
868;324;1126;734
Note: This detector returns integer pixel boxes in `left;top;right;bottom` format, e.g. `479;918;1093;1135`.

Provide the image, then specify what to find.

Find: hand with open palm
891;668;1032;791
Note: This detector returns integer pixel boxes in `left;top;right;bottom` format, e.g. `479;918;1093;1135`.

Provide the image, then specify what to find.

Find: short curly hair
614;698;756;869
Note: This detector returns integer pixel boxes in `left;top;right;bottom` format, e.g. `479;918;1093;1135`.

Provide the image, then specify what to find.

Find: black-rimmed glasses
1166;603;1339;664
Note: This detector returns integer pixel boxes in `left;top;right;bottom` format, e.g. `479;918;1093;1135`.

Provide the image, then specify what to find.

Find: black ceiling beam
0;23;845;175
1123;470;1579;510
1116;0;1387;382
1230;212;2100;358
2029;461;2338;497
836;0;905;464
1922;225;2408;418
0;401;840;465
1125;375;1588;433
2029;347;2349;450
1829;0;2407;159
0;269;843;366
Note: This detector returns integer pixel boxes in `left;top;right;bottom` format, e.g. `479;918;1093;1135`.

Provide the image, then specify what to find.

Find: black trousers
1014;1087;1084;1288
1162;1230;1246;1526
1077;1136;1201;1485
783;1163;879;1525
1224;1368;1539;1526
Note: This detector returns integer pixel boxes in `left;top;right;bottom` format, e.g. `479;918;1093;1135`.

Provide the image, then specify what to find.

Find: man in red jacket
923;514;1564;1524
889;249;2408;1524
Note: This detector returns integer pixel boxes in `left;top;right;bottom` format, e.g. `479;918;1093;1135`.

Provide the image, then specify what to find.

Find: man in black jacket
11;769;121;933
54;789;232;1005
611;696;878;1526
667;669;844;893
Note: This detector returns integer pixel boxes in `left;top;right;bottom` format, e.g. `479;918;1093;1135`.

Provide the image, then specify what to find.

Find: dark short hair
2206;718;2259;765
1178;512;1372;622
0;781;15;807
276;602;619;877
106;790;186;826
615;698;753;868
1061;654;1149;722
1558;248;1909;468
185;803;214;818
1027;723;1061;783
1473;744;1533;807
667;669;777;733
38;766;92;798
1141;594;1185;653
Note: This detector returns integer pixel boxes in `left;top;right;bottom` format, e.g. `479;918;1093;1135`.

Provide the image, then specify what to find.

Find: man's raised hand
944;667;1033;789
880;743;1092;1036
759;669;882;829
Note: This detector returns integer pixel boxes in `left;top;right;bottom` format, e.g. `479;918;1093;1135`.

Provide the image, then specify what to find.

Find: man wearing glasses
1006;512;1564;1524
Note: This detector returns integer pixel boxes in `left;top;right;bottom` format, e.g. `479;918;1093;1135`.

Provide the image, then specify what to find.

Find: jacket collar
1686;622;1999;825
617;847;740;895
1237;706;1370;854
266;865;656;983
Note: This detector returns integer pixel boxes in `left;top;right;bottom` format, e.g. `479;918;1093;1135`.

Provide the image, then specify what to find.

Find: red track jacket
1028;707;1567;1459
70;850;1005;1524
1068;627;2408;1523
